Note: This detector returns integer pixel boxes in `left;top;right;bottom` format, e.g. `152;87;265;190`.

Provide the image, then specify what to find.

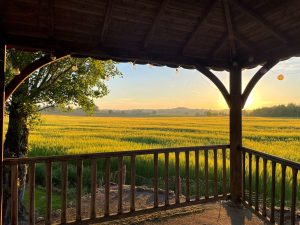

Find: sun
244;93;260;110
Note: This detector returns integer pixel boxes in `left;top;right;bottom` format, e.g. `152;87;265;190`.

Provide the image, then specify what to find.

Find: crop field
17;115;300;214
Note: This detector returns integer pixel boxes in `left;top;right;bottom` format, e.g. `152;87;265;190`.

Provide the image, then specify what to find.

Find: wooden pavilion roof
1;0;300;70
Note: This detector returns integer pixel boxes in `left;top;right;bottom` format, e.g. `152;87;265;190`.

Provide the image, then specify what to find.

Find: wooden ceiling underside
1;0;300;70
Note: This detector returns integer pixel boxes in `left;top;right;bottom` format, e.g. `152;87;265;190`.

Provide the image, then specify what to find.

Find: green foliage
248;103;300;117
5;49;122;124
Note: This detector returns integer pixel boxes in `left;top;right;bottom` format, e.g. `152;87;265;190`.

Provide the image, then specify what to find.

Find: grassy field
21;115;300;214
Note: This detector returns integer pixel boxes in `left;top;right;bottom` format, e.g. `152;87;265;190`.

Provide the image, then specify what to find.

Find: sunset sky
96;57;300;110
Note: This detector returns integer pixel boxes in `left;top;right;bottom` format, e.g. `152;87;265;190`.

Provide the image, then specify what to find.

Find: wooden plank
118;156;123;214
222;0;236;57
144;0;170;48
28;163;35;225
45;162;52;225
291;169;298;225
11;164;18;225
213;149;218;198
262;158;267;217
248;153;252;205
3;145;230;165
222;148;227;197
230;0;289;44
61;161;68;224
104;158;110;216
270;162;276;223
280;165;286;225
175;152;180;204
164;152;169;206
154;153;159;208
195;150;200;201
255;156;259;211
130;155;136;212
76;160;83;221
100;0;113;42
90;159;97;219
185;151;190;202
205;149;209;200
182;0;218;54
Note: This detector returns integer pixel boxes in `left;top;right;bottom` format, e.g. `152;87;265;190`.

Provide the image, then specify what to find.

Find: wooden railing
241;147;300;225
4;144;230;225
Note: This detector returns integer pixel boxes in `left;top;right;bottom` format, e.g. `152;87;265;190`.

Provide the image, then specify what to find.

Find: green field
21;115;300;214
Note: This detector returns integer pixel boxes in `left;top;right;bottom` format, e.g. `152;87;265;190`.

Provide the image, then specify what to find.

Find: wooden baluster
205;149;209;200
104;158;110;216
195;150;200;201
11;164;18;225
164;152;169;206
45;162;52;225
214;149;218;198
175;152;180;204
242;151;245;201
118;156;123;214
28;163;35;225
130;155;136;212
90;159;97;219
154;153;159;208
255;155;259;211
76;160;83;221
223;148;227;198
248;153;252;205
61;161;68;224
280;165;286;225
291;168;298;225
262;158;267;217
270;161;276;223
185;151;190;202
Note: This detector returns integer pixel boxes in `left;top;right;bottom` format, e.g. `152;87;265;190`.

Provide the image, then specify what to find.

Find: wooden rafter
195;65;230;107
230;0;289;44
222;0;236;58
100;0;113;43
48;0;55;38
143;0;170;49
182;0;219;54
233;32;255;54
209;33;228;58
5;53;69;101
242;59;279;108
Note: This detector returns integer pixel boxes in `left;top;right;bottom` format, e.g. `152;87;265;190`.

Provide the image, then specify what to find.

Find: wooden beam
209;33;228;58
5;53;69;101
195;65;230;107
182;0;219;54
100;0;113;43
143;0;170;49
222;0;236;58
242;60;279;108
0;44;6;225
232;32;256;54
229;64;242;202
230;0;289;44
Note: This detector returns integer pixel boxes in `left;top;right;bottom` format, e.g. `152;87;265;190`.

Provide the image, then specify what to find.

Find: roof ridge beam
143;0;170;49
223;0;237;58
182;0;219;55
230;0;289;44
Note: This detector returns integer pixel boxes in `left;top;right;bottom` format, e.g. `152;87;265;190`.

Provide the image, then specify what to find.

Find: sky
96;57;300;110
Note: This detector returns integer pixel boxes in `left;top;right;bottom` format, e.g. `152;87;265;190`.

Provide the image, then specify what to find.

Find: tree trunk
3;89;29;225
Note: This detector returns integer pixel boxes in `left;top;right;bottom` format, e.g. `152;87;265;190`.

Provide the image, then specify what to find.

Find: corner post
0;44;6;225
229;64;242;202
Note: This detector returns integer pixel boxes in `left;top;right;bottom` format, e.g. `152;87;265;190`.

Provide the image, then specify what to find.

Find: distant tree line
247;103;300;117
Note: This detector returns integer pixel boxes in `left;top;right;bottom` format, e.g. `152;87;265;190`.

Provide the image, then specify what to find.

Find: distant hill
42;107;229;117
246;103;300;118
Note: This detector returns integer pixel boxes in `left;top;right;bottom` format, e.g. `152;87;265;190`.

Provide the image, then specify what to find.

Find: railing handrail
3;144;230;165
241;146;300;170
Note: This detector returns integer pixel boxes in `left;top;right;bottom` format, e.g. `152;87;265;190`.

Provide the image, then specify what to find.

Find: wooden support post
229;65;242;202
0;44;5;225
